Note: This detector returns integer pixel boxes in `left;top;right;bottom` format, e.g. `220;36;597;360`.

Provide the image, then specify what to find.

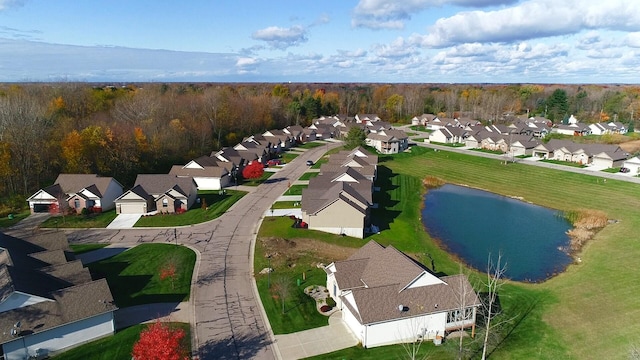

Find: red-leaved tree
132;321;188;360
159;263;177;290
242;160;264;180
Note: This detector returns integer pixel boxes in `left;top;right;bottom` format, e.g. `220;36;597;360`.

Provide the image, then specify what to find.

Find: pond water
421;184;573;282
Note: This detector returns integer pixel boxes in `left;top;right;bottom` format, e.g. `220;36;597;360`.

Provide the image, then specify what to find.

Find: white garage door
591;157;612;168
119;203;145;214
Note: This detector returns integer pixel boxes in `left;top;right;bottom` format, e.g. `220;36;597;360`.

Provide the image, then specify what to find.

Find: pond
421;184;573;282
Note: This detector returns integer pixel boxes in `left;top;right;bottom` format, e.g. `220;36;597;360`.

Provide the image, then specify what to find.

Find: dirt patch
619;139;640;154
565;209;609;253
259;237;357;269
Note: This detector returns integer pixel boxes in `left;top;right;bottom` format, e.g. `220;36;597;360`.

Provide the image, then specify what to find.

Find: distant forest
0;82;638;200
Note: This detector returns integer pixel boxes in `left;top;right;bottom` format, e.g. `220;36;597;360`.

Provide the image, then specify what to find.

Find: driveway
275;312;359;360
64;141;345;360
106;214;141;229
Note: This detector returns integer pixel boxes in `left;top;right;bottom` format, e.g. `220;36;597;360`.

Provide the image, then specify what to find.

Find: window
74;199;80;209
162;199;168;208
447;308;473;323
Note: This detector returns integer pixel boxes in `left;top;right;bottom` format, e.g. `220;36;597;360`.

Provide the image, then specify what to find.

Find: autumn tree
242;161;264;180
160;262;177;290
132;321;188;360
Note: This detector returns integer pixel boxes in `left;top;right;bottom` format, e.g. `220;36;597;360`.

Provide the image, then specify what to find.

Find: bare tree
481;253;507;360
397;316;431;360
272;275;293;314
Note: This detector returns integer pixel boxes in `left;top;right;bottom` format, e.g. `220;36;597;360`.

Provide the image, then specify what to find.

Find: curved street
65;141;343;360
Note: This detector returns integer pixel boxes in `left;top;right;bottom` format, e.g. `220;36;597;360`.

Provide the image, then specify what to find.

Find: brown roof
301;182;369;215
169;164;229;178
134;174;196;197
332;241;479;325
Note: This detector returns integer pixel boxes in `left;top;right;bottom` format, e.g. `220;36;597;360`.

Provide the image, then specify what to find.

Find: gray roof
307;169;372;204
53;174;119;195
169;164;229;178
301;181;369;215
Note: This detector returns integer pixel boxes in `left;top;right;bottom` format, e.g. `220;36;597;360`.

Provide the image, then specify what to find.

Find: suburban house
355;114;381;123
428;127;467;144
411;114;437;126
589;122;628;135
301;147;378;238
531;139;628;166
552;123;591;136
114;174;198;214
0;230;117;360
623;156;640;174
169;155;230;191
325;241;479;348
27;174;123;214
365;129;409;154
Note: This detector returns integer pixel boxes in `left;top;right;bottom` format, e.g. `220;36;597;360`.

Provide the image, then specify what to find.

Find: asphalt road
65;141;342;360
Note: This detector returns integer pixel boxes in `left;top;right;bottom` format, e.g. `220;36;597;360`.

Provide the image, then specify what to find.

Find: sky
1;0;640;83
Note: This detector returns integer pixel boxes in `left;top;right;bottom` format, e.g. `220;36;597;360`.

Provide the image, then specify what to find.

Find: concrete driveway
106;214;141;229
274;312;359;360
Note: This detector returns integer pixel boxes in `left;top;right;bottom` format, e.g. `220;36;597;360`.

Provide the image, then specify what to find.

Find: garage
32;203;52;213
118;203;146;214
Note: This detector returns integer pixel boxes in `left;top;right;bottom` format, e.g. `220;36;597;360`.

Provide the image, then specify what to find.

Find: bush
320;305;332;313
326;297;336;307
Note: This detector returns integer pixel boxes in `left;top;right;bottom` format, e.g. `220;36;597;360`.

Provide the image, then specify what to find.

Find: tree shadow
197;331;273;360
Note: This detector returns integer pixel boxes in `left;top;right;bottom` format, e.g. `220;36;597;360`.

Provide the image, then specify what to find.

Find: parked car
306;160;314;166
620;167;630;173
266;159;283;166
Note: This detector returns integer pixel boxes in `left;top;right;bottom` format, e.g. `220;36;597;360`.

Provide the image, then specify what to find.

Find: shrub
326;297;336;307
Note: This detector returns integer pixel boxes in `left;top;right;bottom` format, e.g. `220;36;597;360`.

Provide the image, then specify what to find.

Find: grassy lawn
70;243;109;255
88;244;196;308
281;152;299;163
540;159;587;168
601;167;620;173
431;141;465;147
412;138;426;142
409;125;432;132
242;171;275;186
51;323;190;360
470;148;505;155
134;190;245;227
0;209;30;229
270;201;300;210
255;218;366;334
296;141;325;149
298;172;319;181
405;131;418;136
41;210;118;228
283;184;307;196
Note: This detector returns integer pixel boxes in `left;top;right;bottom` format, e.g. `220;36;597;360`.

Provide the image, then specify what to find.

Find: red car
266;159;283;166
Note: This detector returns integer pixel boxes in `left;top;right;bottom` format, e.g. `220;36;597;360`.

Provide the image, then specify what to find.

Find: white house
0;231;117;360
623;156;640;174
325;241;479;348
169;156;230;191
27;174;123;214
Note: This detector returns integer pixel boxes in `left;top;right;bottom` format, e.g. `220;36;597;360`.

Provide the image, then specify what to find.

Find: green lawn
51;323;190;360
270;201;300;210
298;172;319;180
409;125;432;132
41;210;118;228
281;152;300;163
412;138;426;142
70;243;109;255
88;244;196;308
283;184;307;196
0;209;30;229
259;217;367;248
134;190;245;227
430;141;465;147
601;167;620;173
296;141;325;149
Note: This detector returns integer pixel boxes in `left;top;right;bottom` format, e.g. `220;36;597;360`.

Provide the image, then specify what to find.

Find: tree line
0;82;638;206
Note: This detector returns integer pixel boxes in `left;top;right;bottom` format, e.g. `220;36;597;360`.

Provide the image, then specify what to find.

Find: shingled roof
53;174;119;196
330;241;479;325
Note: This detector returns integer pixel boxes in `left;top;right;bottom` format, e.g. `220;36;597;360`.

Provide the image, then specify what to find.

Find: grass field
41;210;118;228
88;244;196;308
298;172;319;180
283;184;307;196
134;190;245;227
0;209;30;229
51;323;190;360
381;146;640;359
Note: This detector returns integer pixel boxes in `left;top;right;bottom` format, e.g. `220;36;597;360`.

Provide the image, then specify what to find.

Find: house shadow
369;165;401;232
197;331;272;360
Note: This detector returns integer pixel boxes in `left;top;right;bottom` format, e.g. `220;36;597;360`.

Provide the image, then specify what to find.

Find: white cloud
0;0;24;11
373;37;419;58
251;25;307;50
414;0;640;48
351;0;516;29
337;48;367;58
236;57;257;67
625;32;640;48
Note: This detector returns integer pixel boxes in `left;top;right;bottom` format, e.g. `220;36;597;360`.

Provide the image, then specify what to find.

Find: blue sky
1;0;640;83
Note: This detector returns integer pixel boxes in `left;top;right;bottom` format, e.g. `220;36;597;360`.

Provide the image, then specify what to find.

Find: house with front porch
325;241;479;348
114;175;197;214
169;155;230;191
27;174;123;214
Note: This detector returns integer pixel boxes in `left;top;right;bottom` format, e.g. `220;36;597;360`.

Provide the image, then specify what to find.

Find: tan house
114;174;197;214
325;241;479;348
170;155;230;191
